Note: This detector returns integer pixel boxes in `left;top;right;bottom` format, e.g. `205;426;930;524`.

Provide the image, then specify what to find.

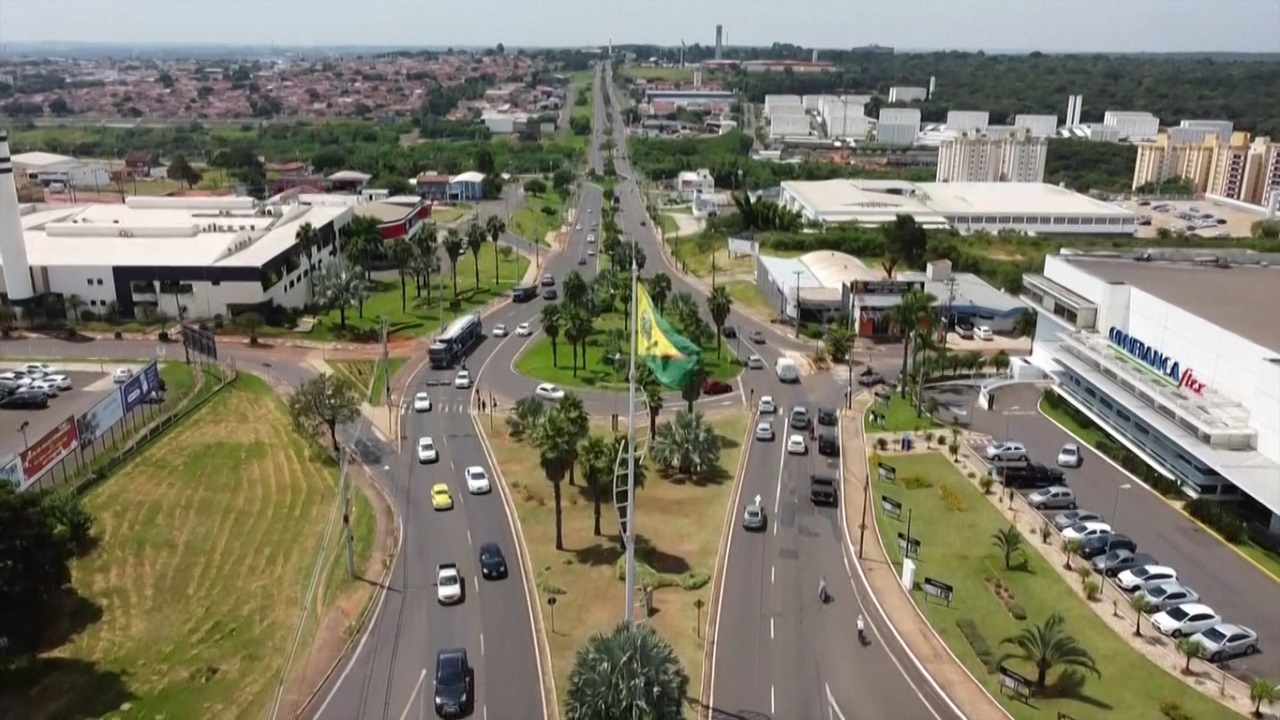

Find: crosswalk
406;403;477;415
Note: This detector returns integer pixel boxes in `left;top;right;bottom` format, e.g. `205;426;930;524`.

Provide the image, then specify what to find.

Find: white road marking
467;530;472;546
770;616;774;640
395;668;428;720
770;685;775;715
773;445;785;515
771;565;775;585
480;632;486;656
474;576;479;593
826;683;849;720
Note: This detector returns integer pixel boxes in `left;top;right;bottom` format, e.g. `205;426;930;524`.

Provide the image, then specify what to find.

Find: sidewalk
840;396;1011;719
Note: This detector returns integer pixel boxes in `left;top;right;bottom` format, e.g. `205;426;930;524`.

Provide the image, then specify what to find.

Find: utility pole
623;245;639;624
942;275;958;352
381;316;393;434
793;270;803;338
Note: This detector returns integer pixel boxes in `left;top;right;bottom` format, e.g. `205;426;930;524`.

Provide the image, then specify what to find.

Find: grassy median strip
332;358;407;405
25;375;373;719
486;410;748;716
864;392;941;434
871;452;1233;720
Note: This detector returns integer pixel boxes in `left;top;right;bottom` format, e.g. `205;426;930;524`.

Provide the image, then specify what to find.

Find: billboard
121;361;162;414
0;455;23;490
77;387;125;445
20;416;79;489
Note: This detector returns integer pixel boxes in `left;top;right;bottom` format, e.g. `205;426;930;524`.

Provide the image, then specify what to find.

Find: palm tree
998;613;1101;693
387;238;413;312
1176;637;1203;674
442;228;465;297
540;303;564;366
565;621;689;720
648;271;672;313
1249;677;1277;718
679;359;708;412
562;270;589;308
640;366;664;440
557;392;590;486
706;285;732;358
64;293;87;328
1063;539;1083;570
1129;595;1154;637
890;289;937;399
294;220;318;274
465;220;486;289
652;409;720;477
991;525;1023;569
507;395;547;440
342;215;384;281
537;408;577;551
313;255;370;330
1013;310;1038;339
410;226;438;300
578;434;614;536
993;349;1011;377
485;215;506;282
564;309;594;377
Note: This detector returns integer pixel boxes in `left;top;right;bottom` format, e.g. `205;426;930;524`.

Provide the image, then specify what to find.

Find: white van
774;358;799;383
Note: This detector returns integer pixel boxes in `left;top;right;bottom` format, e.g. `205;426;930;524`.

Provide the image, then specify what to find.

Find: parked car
975;326;994;341
1002;462;1065;489
0;391;48;409
1078;533;1136;560
1056;443;1083;468
1061;521;1112;542
1151;603;1221;638
1190;623;1259;662
742;501;766;531
1134;581;1199;612
113;367;134;383
1052;509;1104;530
1027;486;1077;510
754;421;775;441
0;372;32;386
41;374;73;391
27;380;60;397
1116;565;1178;592
23;363;60;377
1091;550;1158;577
955;323;975;339
786;434;807;455
985;441;1028;461
758;396;776;414
702;379;733;395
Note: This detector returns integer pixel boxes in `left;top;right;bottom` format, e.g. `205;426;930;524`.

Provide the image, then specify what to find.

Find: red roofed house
124;151;152;179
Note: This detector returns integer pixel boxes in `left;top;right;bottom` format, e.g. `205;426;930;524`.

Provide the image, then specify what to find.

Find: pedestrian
480;398;487;413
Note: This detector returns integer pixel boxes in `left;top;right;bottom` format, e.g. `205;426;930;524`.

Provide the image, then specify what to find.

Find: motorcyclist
818;576;829;603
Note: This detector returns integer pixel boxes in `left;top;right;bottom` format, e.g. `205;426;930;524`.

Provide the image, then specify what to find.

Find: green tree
890;289;936;399
639;365;664;440
474;146;496;175
235;311;265;344
485;215;506;283
387;238;414;312
564;308;593;377
410;226;439;301
40;488;94;556
165;153;202;188
1129;594;1155;637
553;167;575;195
578;434;614;537
507;395;547;440
679;359;709;412
465;220;486;289
287;372;361;453
651;409;720;478
536;406;577;551
882;214;927;278
991;525;1023;570
565;621;689;720
342;214;385;284
563;270;589;308
313;255;370;330
824;323;854;363
442;228;465;297
706;285;732;359
0;484;73;659
541;303;564;367
523;178;548;195
293;221;319;275
1176;637;1203;674
1250;678;1277;718
557;391;591;485
647;271;672;313
998;613;1101;693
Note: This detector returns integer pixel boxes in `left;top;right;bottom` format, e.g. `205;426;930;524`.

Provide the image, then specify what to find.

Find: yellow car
430;483;454;510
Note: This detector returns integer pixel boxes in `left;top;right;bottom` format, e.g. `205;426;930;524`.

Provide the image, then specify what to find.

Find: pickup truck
810;475;838;506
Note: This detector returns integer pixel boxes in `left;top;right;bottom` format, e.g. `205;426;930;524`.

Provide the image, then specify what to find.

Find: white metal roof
915;183;1134;217
327;170;373;182
10;151;77;168
451;171;485;184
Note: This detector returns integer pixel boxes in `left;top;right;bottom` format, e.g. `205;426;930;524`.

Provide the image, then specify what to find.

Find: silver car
1134;581;1199;612
754;420;775;442
742;502;766;531
1028;486;1077;510
1053;509;1104;530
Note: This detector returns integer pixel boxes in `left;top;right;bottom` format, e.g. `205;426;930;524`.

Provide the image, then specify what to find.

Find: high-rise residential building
1131;131;1278;203
936;127;1047;183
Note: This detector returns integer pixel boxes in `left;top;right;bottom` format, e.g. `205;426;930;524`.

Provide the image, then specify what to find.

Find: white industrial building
1103;111;1161;142
12;151;112;189
480;111;530;135
763;94;803;117
769;115;814;140
875;108;922;146
1026;249;1280;530
945;110;990;132
888;86;928;104
675;168;715;201
936;127;1048;183
777;179;1136;235
1014;114;1059;138
1169;119;1235;145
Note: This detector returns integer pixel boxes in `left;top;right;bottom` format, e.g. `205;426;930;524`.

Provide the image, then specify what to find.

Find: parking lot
0;362;144;460
1120;198;1265;239
968;383;1278;681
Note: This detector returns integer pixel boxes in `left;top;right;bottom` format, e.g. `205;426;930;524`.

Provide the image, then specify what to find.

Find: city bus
428;313;483;369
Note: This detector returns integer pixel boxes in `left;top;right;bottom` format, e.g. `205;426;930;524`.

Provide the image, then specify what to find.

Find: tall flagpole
624;246;639;623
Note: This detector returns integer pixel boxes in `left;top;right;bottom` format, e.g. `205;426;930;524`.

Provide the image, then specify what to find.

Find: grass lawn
332;357;408;404
722;280;772;315
865;392;941;433
510;191;567;246
301;244;529;341
486;410;749;716
24;374;374;720
871;453;1237;720
431;203;473;225
670;235;804;279
660;213;681;237
514;313;742;389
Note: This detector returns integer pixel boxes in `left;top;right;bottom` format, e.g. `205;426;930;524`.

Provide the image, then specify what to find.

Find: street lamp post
1105;483;1133;554
1002;406;1021;442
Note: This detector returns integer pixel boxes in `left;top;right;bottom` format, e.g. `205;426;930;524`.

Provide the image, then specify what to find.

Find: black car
1002;462;1066;489
434;648;472;717
749;330;766;344
817;432;839;457
0;390;48;409
721;325;737;339
1077;533;1136;560
817;408;837;426
810;475;838;506
543;288;558;301
479;542;508;579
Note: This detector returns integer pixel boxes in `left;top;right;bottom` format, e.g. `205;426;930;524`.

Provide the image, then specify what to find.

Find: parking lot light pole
1105;483;1133;555
1002;406;1021;442
18;421;30;449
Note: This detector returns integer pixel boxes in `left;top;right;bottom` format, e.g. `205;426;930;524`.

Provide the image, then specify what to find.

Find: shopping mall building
1024;249;1280;533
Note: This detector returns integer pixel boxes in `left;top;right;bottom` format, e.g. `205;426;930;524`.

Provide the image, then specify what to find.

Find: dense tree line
721;53;1280;137
1044;139;1138;193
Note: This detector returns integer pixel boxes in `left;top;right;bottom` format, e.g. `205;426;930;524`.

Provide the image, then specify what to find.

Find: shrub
1158;700;1194;720
875;437;889;451
1008;602;1028;621
955;618;998;673
113;330;123;339
939;485;967;512
1083;578;1102;602
1185;498;1248;543
1040;524;1052;544
978;475;994;494
157;331;170;342
902;474;933;490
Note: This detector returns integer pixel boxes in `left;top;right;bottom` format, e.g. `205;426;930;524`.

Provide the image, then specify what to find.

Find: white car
453;370;472;389
1061;521;1112;542
436;563;464;604
754;420;774;441
786;434;807;455
587;233;596;243
587;248;596;256
413;392;432;412
112;367;134;383
758;395;777;414
417;437;439;464
747;354;765;370
575;223;582;230
1151;603;1222;638
985;441;1027;461
42;374;73;391
516;322;533;336
1116;565;1179;592
975;326;994;341
492;323;508;337
0;372;33;387
465;466;492;494
27;380;60;397
1190;623;1260;662
1057;443;1082;468
535;383;565;401
23;362;60;377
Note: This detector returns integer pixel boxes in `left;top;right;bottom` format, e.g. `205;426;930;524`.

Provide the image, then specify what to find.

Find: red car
701;380;733;395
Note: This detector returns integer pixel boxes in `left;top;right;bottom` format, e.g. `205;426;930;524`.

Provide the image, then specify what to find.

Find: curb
1035;400;1280;586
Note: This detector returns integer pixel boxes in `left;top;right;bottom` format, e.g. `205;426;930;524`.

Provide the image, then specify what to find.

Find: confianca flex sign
1107;326;1205;395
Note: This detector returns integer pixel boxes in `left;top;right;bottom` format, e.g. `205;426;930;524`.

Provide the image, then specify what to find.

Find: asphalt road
973;383;1280;680
598;64;958;720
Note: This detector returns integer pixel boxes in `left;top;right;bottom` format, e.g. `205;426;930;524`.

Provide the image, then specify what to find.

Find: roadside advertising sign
881;495;903;519
0;455;24;490
877;462;897;483
121;361;161;414
77;388;126;445
923;577;955;606
896;532;922;559
19;416;80;489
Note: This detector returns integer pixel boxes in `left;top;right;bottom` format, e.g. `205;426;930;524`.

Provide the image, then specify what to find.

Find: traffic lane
975;384;1280;678
708;424;783;719
0;371;111;457
0;336;305;365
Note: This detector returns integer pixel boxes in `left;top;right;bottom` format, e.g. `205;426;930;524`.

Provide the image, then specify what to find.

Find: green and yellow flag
635;284;701;389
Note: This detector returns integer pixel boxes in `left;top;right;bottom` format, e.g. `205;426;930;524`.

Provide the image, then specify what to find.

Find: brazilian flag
635;284;701;389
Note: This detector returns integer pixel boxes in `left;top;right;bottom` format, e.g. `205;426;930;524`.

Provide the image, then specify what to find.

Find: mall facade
1024;250;1280;533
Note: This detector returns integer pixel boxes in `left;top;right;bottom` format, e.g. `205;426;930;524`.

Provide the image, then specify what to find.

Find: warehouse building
12;151;111;190
876;108;922;146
